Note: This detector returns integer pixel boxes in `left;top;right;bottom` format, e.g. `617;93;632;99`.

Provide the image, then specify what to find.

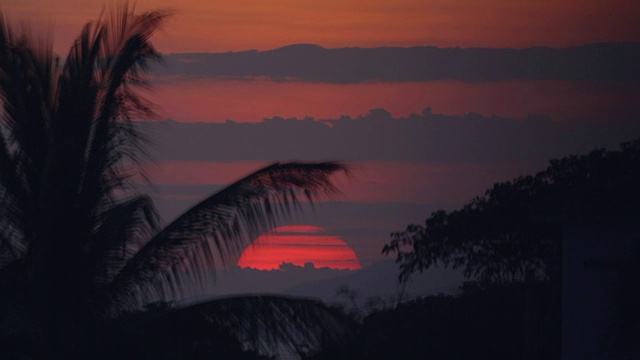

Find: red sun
237;225;361;270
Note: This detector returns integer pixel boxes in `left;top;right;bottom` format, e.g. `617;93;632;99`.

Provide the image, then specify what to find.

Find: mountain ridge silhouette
155;41;640;82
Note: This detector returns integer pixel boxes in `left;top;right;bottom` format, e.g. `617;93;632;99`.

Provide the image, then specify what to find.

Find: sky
2;1;639;296
4;0;640;54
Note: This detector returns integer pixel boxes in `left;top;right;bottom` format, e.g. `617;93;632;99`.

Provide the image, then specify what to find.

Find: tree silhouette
0;3;351;358
383;138;640;284
305;286;554;360
382;138;640;359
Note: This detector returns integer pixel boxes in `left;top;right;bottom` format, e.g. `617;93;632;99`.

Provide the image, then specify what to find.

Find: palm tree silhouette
0;3;350;358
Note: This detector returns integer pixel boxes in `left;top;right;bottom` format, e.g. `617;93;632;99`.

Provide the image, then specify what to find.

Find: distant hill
155;42;640;83
284;260;463;308
195;260;463;311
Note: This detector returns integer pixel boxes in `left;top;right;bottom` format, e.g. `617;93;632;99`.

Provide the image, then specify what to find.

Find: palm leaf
1;6;355;358
53;5;170;227
161;294;355;357
0;13;58;262
87;195;159;289
108;161;348;311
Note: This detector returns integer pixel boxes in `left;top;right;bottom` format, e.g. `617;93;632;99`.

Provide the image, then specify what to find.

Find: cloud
141;107;640;163
152;42;640;83
212;262;353;295
135;109;640;266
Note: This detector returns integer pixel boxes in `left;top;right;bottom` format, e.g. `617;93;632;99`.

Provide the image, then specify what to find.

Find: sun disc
237;225;361;270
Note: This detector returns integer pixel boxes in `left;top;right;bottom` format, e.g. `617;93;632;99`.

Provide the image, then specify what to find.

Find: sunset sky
4;0;640;54
237;226;361;270
3;1;639;279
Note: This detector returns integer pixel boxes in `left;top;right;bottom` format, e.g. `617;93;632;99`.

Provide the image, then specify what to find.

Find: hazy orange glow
149;79;640;123
142;160;268;186
237;225;361;270
3;0;639;55
145;160;541;205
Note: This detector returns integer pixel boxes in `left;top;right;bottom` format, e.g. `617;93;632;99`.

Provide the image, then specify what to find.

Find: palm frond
30;4;172;259
0;12;58;261
167;294;355;357
0;177;26;264
87;195;159;289
0;226;23;267
1;6;354;358
78;6;171;221
108;161;348;311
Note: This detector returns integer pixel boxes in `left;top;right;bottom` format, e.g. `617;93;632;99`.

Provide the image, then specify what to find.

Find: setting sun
237;225;361;270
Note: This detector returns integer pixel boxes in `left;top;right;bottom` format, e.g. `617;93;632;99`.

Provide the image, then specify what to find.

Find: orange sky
3;0;639;55
4;0;639;268
143;160;543;206
148;79;640;123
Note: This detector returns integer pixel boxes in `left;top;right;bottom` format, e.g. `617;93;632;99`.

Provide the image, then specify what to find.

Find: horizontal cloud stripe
141;108;640;163
148;79;640;123
153;42;640;83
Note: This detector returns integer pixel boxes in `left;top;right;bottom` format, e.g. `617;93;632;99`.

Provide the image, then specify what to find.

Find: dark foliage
0;3;351;358
92;302;274;360
594;243;640;359
383;138;640;283
306;282;560;360
379;137;640;360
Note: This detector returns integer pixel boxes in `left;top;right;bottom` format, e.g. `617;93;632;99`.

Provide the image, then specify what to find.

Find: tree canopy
383;138;640;283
